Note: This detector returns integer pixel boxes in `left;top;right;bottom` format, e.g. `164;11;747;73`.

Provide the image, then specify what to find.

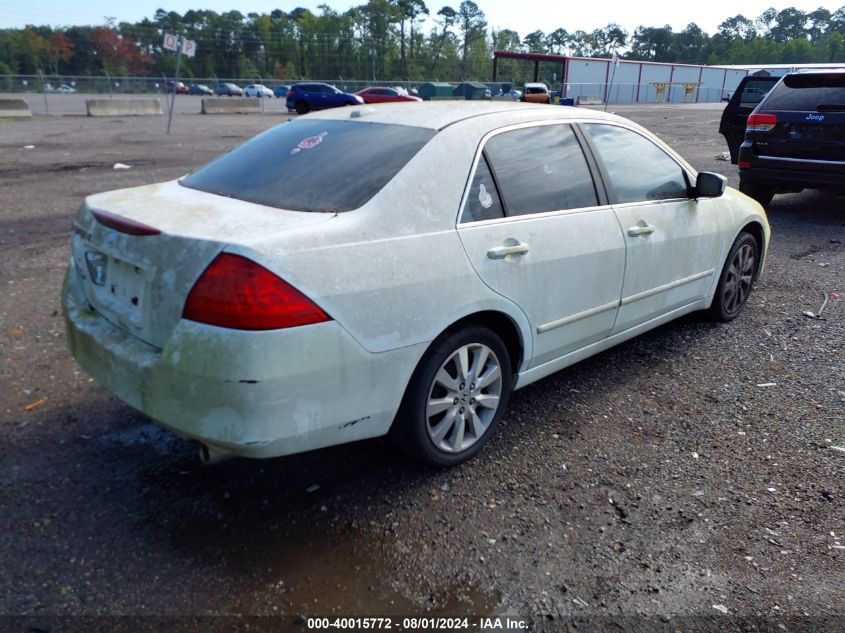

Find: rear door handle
628;223;654;237
487;242;529;259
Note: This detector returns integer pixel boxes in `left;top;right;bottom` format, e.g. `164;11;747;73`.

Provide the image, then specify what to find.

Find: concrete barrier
86;99;163;117
201;98;263;114
0;98;32;118
576;95;603;105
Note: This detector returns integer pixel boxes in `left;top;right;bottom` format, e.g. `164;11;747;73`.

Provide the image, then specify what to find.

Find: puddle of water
229;530;500;617
121;429;501;620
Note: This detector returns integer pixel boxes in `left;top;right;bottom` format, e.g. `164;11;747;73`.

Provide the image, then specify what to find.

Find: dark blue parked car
273;84;292;98
286;83;363;114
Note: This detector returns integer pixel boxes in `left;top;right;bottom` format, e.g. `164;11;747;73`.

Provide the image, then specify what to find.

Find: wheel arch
739;220;767;281
388;310;523;463
432;310;525;377
705;217;768;310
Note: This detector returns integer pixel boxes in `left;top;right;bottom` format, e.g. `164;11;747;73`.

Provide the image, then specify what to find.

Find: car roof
302;101;620;131
789;68;845;74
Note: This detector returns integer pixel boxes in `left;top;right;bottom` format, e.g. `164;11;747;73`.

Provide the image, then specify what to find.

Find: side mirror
695;171;727;198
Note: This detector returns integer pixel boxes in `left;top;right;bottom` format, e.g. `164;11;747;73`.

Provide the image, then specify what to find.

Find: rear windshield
181;119;435;212
761;73;845;111
525;86;547;94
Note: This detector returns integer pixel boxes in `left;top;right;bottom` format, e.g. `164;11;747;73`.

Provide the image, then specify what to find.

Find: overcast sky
2;0;842;35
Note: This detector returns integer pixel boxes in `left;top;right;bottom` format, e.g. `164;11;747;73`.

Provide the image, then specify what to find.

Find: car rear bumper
63;261;422;459
521;96;550;103
738;147;845;192
739;164;845;191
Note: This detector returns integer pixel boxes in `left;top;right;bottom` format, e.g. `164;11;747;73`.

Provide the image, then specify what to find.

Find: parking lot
0;101;843;630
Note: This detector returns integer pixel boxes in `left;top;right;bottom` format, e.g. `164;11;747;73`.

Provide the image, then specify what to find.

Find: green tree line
1;3;844;82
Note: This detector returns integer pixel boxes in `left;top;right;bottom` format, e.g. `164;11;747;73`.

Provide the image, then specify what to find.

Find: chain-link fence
1;74;729;104
0;74;421;96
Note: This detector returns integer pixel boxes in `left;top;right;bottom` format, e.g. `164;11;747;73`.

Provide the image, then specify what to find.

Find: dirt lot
0;103;843;632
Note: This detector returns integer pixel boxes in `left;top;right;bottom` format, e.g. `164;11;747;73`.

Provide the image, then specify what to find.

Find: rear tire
295;101;309;115
391;326;512;467
708;232;760;322
739;180;774;207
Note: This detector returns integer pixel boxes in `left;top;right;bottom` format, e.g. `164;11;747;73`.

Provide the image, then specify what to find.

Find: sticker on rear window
292;132;328;155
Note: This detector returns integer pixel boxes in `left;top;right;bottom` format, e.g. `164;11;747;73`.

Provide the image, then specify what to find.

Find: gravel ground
0;103;842;632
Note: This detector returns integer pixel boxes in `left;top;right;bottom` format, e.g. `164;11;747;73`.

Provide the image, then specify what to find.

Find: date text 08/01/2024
305;616;529;630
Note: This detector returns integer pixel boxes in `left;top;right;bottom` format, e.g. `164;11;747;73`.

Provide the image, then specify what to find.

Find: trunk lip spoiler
90;208;161;237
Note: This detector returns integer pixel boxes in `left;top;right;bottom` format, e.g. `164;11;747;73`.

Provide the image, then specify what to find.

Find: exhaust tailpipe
198;443;235;465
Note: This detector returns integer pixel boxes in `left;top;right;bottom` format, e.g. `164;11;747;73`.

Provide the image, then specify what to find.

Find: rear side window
482;124;598;216
739;79;777;108
461;155;505;223
762;73;845;111
181;119;434;212
584;124;689;204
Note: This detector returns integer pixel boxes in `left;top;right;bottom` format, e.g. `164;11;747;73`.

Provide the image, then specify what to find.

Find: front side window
583;124;689;204
482;124;598;217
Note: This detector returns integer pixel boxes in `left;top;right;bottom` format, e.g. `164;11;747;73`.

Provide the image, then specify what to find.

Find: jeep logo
806;113;825;122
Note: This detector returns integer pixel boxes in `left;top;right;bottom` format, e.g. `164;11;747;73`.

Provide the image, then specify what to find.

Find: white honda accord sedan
63;102;769;466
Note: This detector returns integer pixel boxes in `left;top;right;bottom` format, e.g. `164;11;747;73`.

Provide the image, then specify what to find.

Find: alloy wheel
425;343;503;454
723;243;755;315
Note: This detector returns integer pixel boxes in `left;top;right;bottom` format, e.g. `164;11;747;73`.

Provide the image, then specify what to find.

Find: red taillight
286;90;293;98
747;113;777;132
738;161;751;169
91;209;161;236
182;253;331;330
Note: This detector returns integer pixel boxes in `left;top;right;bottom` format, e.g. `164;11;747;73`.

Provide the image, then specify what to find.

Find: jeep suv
735;70;845;206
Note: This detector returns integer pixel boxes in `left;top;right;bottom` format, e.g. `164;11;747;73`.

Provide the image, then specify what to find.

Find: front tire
708;232;760;322
391;326;512;467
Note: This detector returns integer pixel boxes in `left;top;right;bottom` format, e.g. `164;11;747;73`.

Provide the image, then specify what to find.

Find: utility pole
39;70;49;115
167;35;183;135
605;49;619;112
163;31;196;134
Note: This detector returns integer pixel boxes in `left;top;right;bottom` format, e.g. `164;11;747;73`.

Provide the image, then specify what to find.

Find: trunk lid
71;180;334;349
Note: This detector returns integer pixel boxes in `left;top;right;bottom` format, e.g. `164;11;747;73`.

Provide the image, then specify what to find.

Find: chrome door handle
628;223;654;237
487;242;529;259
